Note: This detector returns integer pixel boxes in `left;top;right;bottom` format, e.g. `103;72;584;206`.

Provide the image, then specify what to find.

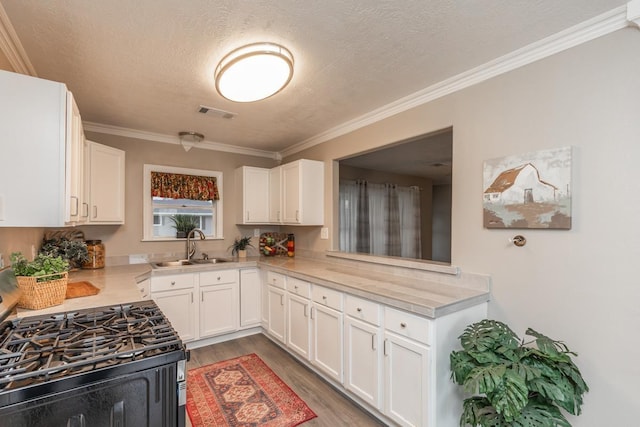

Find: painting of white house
483;146;571;229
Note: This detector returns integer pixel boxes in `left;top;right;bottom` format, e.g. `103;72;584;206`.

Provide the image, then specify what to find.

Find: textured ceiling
0;0;627;154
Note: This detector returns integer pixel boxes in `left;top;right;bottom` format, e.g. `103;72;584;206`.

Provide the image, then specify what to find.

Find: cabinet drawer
286;277;311;298
266;271;286;289
385;307;432;345
151;274;194;292
345;295;381;326
200;269;238;286
312;285;343;311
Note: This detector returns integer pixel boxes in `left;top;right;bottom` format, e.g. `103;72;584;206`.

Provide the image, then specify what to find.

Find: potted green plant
40;238;89;270
450;319;588;427
10;252;70;309
229;236;253;258
168;214;199;238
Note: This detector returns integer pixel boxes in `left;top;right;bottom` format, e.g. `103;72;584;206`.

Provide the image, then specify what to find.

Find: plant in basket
10;252;70;309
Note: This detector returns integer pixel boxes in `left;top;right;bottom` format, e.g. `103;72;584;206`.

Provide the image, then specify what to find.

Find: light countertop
257;257;490;318
13;264;151;318
12;256;490;320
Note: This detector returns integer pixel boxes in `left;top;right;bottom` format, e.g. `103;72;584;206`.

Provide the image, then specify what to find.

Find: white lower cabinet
344;295;383;410
267;285;287;343
311;285;344;383
286;278;312;359
151;273;197;342
152;269;247;343
384;331;430;427
255;269;487;427
240;269;261;327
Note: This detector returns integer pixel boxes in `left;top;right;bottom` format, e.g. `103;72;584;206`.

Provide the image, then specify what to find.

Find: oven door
0;362;184;427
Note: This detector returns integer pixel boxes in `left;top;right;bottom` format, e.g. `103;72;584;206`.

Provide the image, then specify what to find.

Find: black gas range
0;296;188;427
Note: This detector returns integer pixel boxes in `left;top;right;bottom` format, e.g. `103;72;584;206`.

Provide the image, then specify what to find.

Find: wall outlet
320;227;329;239
253;228;261;237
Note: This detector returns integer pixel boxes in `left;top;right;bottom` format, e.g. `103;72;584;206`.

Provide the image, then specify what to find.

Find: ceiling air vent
197;105;237;119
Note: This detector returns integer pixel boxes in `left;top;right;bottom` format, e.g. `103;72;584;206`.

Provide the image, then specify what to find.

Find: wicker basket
16;271;69;310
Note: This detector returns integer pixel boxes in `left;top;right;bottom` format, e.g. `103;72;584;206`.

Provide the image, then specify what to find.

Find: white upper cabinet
281;159;324;225
84;141;125;224
0;70;80;227
236;159;324;226
66;92;85;224
269;166;282;223
236;166;270;224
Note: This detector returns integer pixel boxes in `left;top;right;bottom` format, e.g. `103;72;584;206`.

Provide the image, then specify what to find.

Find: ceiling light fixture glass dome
215;42;294;103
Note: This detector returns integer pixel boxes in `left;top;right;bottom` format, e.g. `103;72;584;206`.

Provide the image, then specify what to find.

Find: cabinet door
0;70;67;226
384;332;430;427
268;166;282;223
345;317;382;409
87;142;125;223
237;166;269;223
240;269;261;327
311;303;343;383
281;161;301;223
267;285;286;343
200;283;238;338
287;293;311;359
153;288;197;342
65;92;84;224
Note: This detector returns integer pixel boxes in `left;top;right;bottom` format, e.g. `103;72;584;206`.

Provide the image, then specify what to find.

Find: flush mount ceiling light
178;131;204;152
215;42;294;103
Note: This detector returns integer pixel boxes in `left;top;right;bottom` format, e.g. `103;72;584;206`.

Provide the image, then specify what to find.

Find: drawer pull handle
357;307;362;312
322;296;327;300
294;285;298;290
171;281;176;286
400;322;407;328
217;276;221;281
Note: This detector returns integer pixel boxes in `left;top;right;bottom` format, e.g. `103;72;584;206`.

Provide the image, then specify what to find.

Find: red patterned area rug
187;353;317;426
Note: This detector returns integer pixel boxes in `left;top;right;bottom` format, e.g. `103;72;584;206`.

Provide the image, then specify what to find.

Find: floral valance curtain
151;171;220;201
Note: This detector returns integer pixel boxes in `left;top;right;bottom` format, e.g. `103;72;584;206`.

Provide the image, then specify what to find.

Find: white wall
290;28;640;426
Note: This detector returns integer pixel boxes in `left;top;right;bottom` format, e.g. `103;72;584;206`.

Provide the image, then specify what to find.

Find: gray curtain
385;184;401;256
355;180;370;253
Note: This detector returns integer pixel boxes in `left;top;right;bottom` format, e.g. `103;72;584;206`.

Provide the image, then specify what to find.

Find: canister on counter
287;234;295;257
83;240;105;269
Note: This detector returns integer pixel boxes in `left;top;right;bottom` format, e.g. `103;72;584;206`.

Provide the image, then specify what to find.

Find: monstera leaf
450;320;588;427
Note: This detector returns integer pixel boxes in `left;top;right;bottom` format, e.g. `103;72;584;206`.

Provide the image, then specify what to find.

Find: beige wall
74;132;278;259
287;28;640;426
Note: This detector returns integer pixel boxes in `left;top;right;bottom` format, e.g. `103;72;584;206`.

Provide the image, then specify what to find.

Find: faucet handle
201;253;209;260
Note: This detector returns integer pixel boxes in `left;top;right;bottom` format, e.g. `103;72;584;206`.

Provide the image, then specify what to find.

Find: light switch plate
320;227;329;239
253;228;260;237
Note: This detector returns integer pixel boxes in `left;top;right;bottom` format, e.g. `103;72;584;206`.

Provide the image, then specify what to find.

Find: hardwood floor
186;333;386;426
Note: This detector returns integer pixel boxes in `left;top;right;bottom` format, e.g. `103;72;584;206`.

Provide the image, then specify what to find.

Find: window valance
151;171;220;201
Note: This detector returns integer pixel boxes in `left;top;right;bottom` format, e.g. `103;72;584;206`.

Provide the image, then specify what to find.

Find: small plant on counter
450;319;588;427
168;214;199;238
40;238;89;269
229;236;254;256
10;252;69;281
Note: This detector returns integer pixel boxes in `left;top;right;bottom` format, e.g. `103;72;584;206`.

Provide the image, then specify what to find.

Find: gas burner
117;341;145;359
0;301;183;392
37;360;67;376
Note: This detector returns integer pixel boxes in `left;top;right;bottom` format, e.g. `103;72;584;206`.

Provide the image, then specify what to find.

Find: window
143;164;224;240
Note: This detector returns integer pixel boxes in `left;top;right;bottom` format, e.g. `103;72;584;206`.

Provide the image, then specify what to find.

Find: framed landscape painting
483;146;572;229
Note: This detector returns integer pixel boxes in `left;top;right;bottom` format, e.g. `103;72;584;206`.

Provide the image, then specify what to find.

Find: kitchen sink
152;260;193;268
191;258;231;264
151;258;232;268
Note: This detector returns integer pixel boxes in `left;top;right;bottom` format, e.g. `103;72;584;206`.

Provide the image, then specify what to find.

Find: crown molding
281;5;629;158
0;2;36;76
628;0;640;27
83;121;280;160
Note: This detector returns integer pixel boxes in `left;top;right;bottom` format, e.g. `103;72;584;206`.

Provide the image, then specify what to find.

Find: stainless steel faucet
186;228;205;261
